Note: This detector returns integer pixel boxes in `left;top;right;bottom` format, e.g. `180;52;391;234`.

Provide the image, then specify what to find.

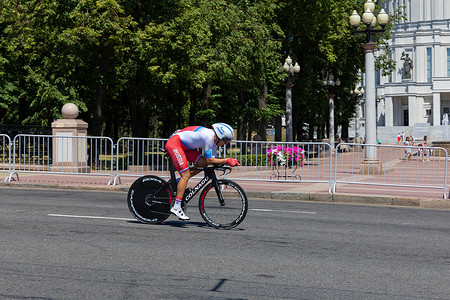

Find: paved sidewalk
1;172;449;210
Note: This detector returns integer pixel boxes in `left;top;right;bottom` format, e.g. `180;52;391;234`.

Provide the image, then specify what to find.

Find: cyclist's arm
203;135;239;166
207;157;240;167
206;157;228;165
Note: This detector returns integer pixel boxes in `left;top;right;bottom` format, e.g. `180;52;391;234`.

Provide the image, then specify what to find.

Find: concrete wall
377;125;446;144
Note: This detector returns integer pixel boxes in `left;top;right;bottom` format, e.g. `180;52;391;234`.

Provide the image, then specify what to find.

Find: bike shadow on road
164;221;246;230
126;220;208;228
163;221;209;228
127;220;245;230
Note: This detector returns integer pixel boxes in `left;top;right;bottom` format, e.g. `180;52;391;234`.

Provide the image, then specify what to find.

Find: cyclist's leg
176;150;204;199
165;138;203;219
165;136;190;213
176;170;191;201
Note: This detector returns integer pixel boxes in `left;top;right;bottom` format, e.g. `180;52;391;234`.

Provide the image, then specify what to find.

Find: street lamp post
351;86;365;144
281;56;300;142
349;0;388;174
322;71;341;151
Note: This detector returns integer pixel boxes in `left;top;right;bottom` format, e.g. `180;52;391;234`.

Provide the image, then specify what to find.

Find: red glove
226;158;240;167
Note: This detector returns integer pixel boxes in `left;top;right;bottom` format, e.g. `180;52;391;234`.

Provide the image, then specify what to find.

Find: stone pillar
51;103;90;173
385;96;394;127
408;95;416;126
285;83;293;142
433;93;441;126
360;43;382;175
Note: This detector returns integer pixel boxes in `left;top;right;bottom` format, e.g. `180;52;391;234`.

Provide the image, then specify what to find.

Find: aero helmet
212;123;235;140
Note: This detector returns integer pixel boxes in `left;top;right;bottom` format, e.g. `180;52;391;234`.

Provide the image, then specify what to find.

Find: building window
447;48;450;77
427;48;432;82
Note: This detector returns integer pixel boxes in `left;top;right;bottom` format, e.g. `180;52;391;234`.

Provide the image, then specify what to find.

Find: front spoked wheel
199;179;248;229
127;175;174;224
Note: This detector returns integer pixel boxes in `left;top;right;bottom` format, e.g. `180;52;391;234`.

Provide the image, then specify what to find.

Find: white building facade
374;0;450;141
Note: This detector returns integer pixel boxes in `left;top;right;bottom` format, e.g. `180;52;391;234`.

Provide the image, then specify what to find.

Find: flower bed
266;145;304;167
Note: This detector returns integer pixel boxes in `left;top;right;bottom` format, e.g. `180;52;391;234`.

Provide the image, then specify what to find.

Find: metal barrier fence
222;141;333;192
2;134;450;199
113;138;333;191
0;134;12;180
334;143;448;198
113;137;169;185
7;134;115;184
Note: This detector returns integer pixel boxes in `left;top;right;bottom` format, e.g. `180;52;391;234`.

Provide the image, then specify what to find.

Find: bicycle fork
208;169;225;206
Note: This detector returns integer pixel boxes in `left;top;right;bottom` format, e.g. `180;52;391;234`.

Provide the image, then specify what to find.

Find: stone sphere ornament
61;103;79;119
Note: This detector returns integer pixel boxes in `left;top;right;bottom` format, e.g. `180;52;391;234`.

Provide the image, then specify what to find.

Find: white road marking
48;214;135;221
250;209;316;214
49;208;316;222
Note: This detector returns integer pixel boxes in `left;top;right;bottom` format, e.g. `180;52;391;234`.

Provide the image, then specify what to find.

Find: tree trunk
162;92;177;137
92;45;113;137
296;114;303;141
308;125;314;141
189;89;198;125
341;122;349;139
275;116;282;141
237;88;246;141
293;107;299;142
199;83;212;126
127;87;149;138
121;93;130;137
257;82;268;141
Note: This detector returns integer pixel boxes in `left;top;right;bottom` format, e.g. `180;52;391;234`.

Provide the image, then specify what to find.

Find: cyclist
165;123;240;220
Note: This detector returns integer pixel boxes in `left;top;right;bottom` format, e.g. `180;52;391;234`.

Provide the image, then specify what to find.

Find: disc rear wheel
127;175;174;224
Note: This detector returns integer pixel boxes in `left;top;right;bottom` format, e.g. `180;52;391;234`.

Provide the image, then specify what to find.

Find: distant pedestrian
401;132;405;142
422;135;430;161
404;136;412;162
397;133;401;143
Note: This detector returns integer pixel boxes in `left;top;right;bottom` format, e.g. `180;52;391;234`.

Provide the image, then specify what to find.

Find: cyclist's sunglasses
220;138;231;144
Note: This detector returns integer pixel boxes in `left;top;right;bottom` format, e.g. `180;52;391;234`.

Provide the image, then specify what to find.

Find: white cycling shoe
170;207;190;220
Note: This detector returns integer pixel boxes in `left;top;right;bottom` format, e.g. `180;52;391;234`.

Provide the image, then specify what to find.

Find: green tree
0;0;400;141
278;0;401;141
0;0;75;125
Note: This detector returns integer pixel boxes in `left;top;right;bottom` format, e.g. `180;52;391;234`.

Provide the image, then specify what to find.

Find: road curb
2;182;449;210
419;199;450;209
246;190;450;209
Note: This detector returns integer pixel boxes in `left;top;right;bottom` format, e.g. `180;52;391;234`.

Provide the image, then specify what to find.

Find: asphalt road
0;187;449;300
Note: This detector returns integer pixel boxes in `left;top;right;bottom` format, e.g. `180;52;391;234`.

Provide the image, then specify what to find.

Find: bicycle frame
168;160;227;206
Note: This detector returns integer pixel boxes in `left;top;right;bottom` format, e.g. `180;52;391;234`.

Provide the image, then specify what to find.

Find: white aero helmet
212;123;235;140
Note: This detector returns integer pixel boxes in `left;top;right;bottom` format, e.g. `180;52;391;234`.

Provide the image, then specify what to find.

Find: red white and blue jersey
165;126;218;173
173;126;217;159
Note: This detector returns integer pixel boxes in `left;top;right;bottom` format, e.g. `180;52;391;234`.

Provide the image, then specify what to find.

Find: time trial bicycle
127;154;248;229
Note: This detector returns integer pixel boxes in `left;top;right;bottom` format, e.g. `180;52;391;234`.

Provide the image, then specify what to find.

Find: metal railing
8;134;115;184
0;134;13;180
222;141;333;192
113;137;169;185
334;143;448;198
1;134;450;199
112;139;333;191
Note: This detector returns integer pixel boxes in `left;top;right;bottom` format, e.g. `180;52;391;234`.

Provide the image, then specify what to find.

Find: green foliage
0;0;398;140
238;154;268;167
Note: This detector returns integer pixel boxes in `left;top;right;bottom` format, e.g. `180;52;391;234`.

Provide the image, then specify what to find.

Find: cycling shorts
165;135;203;173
